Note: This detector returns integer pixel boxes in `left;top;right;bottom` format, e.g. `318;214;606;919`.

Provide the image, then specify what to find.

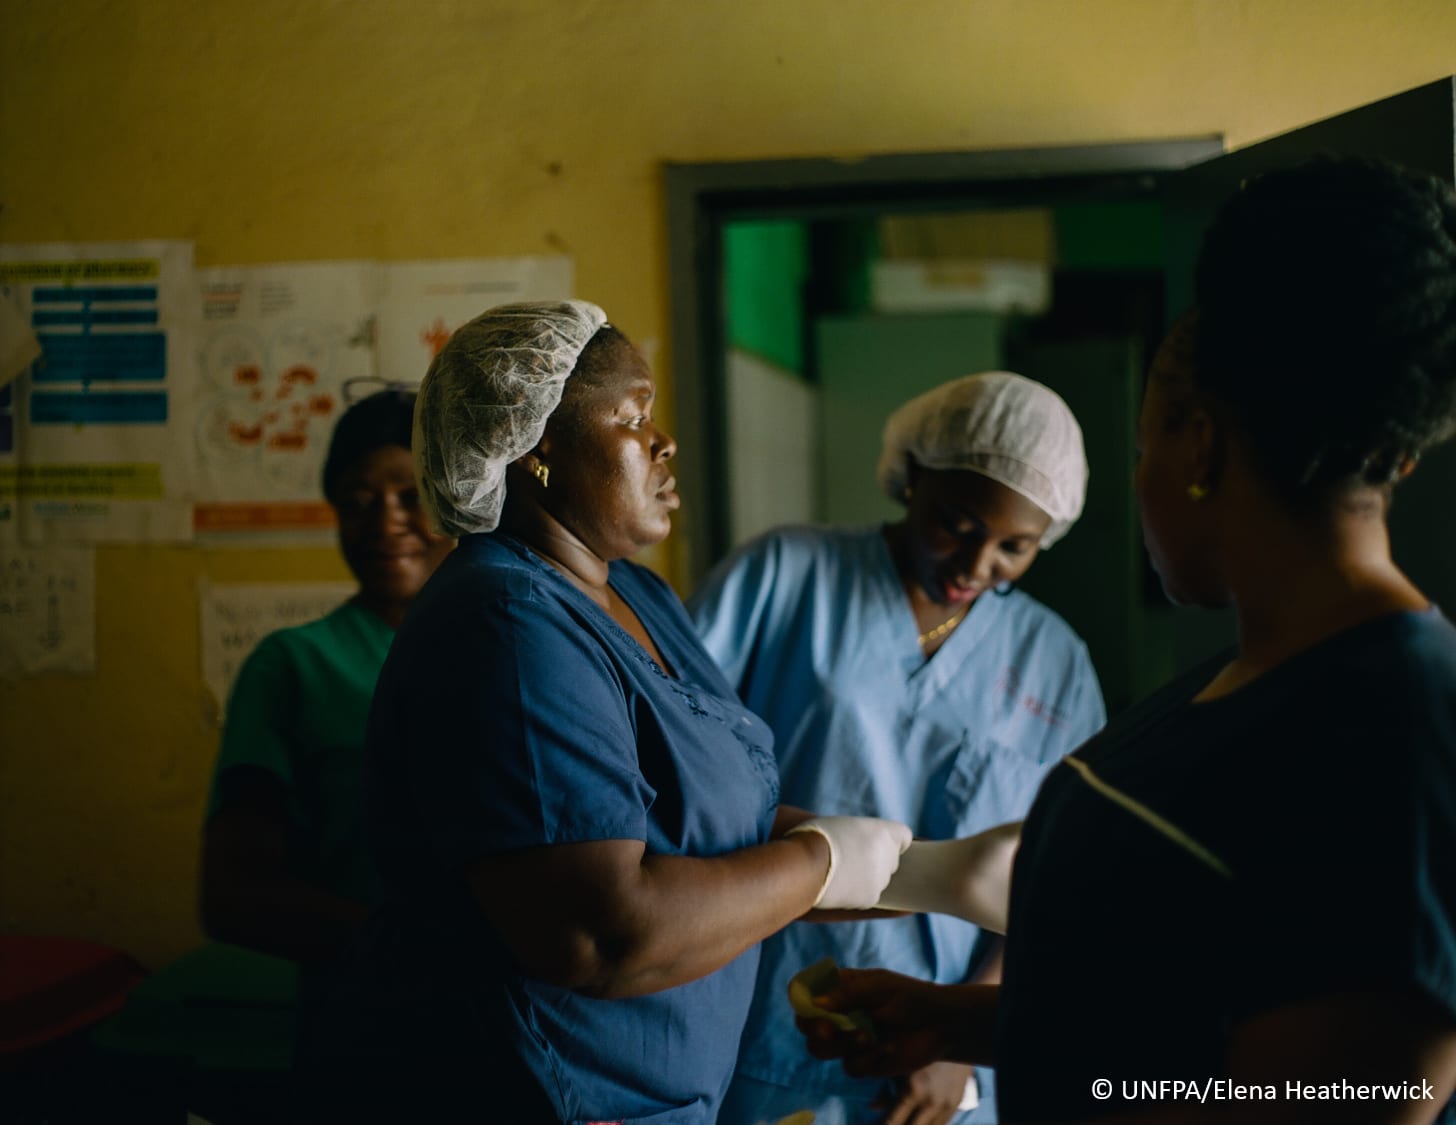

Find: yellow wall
2;0;1453;967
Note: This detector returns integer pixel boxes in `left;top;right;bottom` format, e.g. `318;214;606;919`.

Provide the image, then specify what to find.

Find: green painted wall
1054;201;1164;269
723;221;810;374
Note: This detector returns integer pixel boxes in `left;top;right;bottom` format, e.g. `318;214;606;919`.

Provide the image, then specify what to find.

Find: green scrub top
206;599;394;903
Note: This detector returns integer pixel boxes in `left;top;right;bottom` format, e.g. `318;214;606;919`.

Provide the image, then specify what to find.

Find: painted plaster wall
2;0;1453;965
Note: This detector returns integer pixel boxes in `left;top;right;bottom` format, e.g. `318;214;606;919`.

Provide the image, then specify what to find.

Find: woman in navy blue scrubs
300;301;912;1124
794;158;1456;1124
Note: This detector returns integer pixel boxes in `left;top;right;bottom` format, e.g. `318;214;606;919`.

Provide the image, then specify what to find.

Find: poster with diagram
192;262;375;539
0;241;198;545
192;256;572;541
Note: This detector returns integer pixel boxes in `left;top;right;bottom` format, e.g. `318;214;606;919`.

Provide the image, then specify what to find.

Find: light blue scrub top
689;525;1106;1106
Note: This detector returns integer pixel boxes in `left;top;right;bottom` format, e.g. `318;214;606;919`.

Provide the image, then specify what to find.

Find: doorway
719;205;1165;713
666;76;1456;709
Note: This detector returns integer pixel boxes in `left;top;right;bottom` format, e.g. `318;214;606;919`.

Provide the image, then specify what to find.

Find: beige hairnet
412;300;608;536
876;371;1087;548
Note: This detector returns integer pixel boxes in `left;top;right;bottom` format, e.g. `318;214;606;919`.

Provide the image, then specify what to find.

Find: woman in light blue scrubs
692;373;1107;1125
298;300;914;1125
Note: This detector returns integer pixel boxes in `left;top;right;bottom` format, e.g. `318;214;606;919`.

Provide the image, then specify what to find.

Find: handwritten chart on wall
0;242;197;545
0;547;95;676
197;580;355;721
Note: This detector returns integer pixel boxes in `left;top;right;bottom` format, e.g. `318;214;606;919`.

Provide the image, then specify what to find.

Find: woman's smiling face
332;444;453;605
902;466;1050;606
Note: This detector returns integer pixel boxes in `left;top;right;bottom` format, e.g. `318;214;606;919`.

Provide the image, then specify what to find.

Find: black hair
570;323;635;388
320;389;416;500
549;324;638;438
1192;155;1456;497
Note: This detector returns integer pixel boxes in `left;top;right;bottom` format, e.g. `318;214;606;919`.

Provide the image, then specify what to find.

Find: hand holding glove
873;820;1022;933
787;815;913;910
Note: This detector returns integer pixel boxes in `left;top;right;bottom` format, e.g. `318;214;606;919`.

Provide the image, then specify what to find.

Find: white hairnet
876;371;1087;548
412;299;608;536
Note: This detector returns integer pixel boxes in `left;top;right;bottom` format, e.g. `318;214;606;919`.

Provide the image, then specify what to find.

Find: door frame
664;137;1223;580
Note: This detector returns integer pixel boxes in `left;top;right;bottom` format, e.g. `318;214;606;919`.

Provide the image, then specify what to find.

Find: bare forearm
772;804;819;836
568;832;829;998
477;813;916;997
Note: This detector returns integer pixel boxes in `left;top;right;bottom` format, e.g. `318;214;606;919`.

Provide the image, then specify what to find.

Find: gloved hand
787;815;913;909
873;820;1023;933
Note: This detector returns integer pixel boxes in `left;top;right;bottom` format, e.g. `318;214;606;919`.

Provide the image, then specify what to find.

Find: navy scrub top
312;533;780;1125
995;609;1456;1123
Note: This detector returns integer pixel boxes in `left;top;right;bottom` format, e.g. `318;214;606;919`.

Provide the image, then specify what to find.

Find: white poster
372;257;573;386
0;546;95;677
197;580;355;719
192;262;375;540
192;256;571;542
0;242;198;545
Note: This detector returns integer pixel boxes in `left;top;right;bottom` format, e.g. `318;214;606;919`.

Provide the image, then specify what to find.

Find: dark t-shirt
302;533;779;1124
996;609;1456;1122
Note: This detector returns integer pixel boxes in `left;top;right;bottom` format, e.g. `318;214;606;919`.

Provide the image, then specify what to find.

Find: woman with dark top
796;157;1456;1124
301;300;913;1124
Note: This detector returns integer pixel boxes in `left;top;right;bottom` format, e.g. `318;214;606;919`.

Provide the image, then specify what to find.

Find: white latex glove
873;820;1023;933
787;815;913;909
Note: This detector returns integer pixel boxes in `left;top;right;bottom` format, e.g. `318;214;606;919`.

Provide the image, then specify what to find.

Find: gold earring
903;485;915;501
532;462;550;489
1186;482;1210;502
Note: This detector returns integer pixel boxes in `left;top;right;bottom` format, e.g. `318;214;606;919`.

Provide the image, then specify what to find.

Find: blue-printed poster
0;241;196;544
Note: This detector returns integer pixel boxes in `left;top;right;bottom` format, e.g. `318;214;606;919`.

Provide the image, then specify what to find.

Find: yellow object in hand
785;957;874;1037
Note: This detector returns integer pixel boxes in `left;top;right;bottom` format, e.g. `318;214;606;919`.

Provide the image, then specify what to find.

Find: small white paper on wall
198;580;355;718
0;546;96;676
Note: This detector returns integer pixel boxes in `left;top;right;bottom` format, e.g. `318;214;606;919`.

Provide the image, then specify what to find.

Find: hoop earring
1186;483;1210;502
532;462;550;489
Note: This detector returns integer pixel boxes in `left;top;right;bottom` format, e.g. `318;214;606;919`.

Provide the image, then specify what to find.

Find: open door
668;77;1456;705
1151;77;1456;676
666;138;1223;580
